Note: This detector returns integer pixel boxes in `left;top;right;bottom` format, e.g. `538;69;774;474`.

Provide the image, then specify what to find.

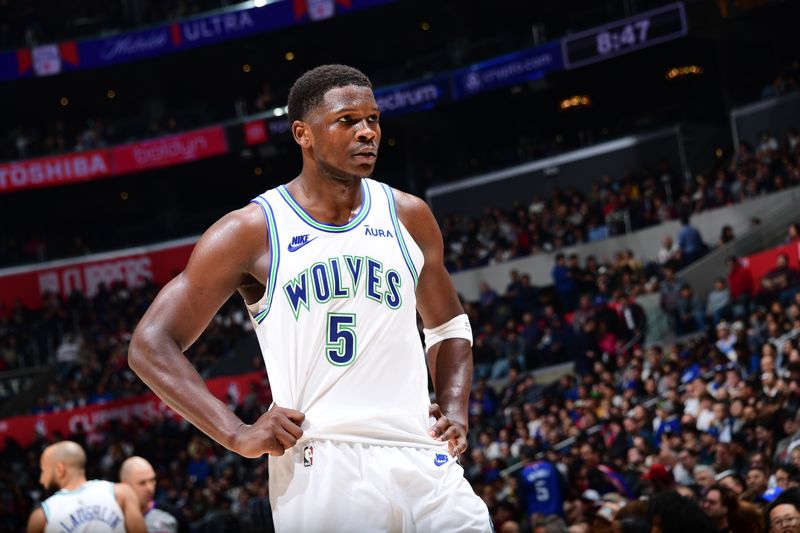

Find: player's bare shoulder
208;202;266;252
180;202;270;297
389;186;442;253
194;204;267;265
391;187;429;218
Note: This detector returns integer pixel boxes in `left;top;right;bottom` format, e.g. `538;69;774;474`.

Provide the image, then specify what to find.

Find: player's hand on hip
428;403;468;457
231;405;305;458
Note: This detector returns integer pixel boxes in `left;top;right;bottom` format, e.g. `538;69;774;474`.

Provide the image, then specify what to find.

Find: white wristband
423;314;473;351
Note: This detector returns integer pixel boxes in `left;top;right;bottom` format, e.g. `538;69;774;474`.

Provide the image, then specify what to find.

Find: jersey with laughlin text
246;178;443;448
41;480;125;533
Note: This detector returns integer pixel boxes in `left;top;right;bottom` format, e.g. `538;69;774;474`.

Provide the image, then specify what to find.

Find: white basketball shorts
268;439;493;532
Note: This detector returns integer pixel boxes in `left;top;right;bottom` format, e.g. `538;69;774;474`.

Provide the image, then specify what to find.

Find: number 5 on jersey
326;313;357;366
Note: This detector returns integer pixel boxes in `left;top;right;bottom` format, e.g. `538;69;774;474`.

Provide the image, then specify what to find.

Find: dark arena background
2;0;800;531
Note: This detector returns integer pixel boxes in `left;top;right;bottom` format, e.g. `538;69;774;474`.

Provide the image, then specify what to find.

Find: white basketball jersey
41;480;126;533
247;178;442;448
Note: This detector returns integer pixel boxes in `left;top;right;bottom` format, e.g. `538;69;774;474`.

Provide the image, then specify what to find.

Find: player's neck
61;475;88;491
288;172;363;223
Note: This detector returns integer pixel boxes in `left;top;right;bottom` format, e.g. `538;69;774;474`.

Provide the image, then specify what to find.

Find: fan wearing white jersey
27;441;145;533
129;64;492;532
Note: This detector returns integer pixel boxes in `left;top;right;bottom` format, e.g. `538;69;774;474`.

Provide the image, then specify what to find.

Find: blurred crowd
464;283;800;532
442;127;800;272
0;280;254;413
761;59;800;100
3;115;184;164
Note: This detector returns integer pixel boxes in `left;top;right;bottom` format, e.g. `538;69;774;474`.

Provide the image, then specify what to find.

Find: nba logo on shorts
303;445;314;467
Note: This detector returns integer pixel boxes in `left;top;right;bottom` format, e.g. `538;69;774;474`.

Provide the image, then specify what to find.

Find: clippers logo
303;445;314;467
288;234;317;252
434;453;449;466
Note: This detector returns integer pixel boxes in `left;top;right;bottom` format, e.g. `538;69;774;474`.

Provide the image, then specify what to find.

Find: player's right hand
231;405;305;458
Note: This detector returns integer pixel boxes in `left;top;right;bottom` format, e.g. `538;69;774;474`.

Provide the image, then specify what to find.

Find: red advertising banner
0;371;266;450
0;237;197;312
244;119;268;146
112;126;228;174
0;149;113;194
741;240;800;290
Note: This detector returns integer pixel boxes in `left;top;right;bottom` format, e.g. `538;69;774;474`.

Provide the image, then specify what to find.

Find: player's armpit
25;507;45;533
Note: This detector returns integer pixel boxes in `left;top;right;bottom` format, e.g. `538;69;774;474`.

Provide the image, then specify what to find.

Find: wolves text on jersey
282;255;403;319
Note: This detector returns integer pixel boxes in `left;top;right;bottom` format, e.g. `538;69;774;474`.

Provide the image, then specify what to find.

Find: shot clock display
561;2;688;70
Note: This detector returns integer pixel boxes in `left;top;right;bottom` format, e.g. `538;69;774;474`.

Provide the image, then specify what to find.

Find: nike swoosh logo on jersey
434;453;449;466
287;236;317;252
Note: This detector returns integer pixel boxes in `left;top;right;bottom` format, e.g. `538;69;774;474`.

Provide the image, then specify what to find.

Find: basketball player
129;64;492;531
119;456;182;533
27;441;145;533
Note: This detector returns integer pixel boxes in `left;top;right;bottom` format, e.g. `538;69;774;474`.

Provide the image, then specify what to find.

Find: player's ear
56;462;65;478
292;120;312;148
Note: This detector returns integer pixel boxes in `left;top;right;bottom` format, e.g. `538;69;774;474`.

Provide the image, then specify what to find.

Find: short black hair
646;491;716;533
777;463;800;482
287;64;372;123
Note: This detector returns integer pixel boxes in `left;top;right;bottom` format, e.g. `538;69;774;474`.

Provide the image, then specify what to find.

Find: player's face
39;454;58;492
307;85;381;180
129;467;157;506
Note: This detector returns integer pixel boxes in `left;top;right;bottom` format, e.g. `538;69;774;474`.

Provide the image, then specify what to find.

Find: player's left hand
428;403;468;458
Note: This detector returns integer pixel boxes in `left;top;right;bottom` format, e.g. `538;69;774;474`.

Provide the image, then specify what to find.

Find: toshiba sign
0;150;112;193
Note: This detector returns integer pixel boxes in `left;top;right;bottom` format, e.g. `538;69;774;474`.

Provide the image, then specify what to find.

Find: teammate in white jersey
27;441;145;533
129;64;492;531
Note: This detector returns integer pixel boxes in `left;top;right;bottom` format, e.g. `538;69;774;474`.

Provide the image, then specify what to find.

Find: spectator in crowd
620;291;648;341
702;484;738;532
648;490;717;533
552;253;576;312
765;489;800;533
744;466;769;501
658;235;681;266
675;284;706;335
759;254;800;307
708;277;732;325
695;465;718;495
660;265;684;330
677;212;707;267
718;225;736;248
727;256;754;319
785;223;800;244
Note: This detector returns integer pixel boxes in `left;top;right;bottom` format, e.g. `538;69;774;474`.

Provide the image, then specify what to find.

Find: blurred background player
27;441;145;533
119;456;187;533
